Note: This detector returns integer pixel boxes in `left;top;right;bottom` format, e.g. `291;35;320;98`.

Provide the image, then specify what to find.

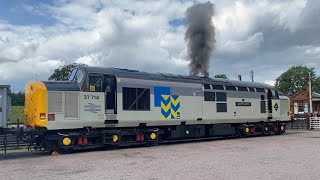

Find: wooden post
309;72;313;114
17;118;20;148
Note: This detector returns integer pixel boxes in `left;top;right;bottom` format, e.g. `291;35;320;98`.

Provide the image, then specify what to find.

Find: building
289;91;320;116
0;85;11;128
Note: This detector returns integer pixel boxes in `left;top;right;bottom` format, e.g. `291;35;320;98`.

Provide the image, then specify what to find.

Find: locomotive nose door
103;75;117;114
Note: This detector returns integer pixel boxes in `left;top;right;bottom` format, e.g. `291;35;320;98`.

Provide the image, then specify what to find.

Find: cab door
267;89;273;119
103;75;117;114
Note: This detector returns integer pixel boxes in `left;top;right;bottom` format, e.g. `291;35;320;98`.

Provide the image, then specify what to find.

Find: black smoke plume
185;2;215;77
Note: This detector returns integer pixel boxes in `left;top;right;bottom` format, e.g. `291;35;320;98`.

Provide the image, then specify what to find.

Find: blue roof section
79;66;273;89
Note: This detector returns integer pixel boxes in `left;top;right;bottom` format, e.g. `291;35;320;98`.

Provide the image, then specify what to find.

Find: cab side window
273;90;280;99
88;75;103;92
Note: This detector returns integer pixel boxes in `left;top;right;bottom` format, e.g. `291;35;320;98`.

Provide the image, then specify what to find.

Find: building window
216;92;227;102
204;92;215;101
123;87;150;111
298;102;308;113
217;103;227;112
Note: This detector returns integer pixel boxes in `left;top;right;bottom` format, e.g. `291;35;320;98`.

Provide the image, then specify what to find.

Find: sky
0;0;320;92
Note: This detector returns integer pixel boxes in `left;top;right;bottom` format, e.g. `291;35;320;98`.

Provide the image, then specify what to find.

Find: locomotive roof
79;66;273;89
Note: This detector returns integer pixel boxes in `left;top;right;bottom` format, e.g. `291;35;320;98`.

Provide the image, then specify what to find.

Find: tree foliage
274;65;318;95
11;92;25;106
214;74;228;79
315;77;320;93
48;63;87;81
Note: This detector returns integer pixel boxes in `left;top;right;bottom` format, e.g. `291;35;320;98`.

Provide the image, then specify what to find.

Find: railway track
0;130;288;156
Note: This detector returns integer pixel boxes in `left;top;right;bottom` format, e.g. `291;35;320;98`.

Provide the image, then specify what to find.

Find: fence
310;117;320;129
286;114;310;130
0;122;29;154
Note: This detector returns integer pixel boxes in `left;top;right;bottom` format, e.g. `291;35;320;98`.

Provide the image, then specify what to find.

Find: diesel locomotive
23;66;289;152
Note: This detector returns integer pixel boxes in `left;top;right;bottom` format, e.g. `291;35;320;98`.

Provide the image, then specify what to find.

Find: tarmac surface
1;131;320;180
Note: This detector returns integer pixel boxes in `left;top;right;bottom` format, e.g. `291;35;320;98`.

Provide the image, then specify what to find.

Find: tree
214;74;228;79
315;77;320;93
11;92;25;106
274;65;317;95
48;63;87;81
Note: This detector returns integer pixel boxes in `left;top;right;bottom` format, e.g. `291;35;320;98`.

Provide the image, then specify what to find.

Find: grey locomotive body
24;66;289;151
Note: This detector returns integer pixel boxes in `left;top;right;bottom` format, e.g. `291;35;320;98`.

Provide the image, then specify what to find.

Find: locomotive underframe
0;120;286;153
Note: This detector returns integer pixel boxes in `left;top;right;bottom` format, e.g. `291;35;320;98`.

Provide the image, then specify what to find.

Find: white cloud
304;46;320;58
265;80;276;86
0;0;319;91
218;32;264;55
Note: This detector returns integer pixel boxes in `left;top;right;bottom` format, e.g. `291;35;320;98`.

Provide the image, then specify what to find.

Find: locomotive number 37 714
84;95;99;99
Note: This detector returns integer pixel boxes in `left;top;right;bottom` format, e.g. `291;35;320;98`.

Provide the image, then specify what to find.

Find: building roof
0;85;10;88
0;85;11;94
312;92;320;98
79;66;273;89
290;91;320;101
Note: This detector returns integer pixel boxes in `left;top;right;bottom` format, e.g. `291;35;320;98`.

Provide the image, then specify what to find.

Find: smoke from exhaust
185;2;215;77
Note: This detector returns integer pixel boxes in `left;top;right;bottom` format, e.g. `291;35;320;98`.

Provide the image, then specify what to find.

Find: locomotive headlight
62;137;72;146
40;113;46;120
112;135;118;143
245;127;250;133
280;126;284;131
150;133;157;140
265;127;268;131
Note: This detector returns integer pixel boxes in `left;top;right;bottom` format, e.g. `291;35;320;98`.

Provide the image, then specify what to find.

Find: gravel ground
1;131;320;180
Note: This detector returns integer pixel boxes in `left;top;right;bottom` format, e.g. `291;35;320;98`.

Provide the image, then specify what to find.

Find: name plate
236;102;251;106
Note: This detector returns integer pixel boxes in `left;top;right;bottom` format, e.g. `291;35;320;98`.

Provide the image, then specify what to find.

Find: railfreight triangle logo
84;103;101;113
154;86;181;120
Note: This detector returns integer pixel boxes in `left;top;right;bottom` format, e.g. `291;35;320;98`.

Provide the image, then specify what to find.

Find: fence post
17;118;20;149
3;129;7;154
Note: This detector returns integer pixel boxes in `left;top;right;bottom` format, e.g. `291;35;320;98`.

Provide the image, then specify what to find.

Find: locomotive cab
266;89;289;121
24;66;119;130
69;67;117;114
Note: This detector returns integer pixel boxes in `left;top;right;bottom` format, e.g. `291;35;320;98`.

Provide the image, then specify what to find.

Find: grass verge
9;106;25;124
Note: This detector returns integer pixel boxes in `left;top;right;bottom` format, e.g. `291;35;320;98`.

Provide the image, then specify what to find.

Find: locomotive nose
24;82;47;128
24;81;80;128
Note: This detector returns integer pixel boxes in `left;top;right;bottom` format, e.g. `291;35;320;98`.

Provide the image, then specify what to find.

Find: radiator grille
65;92;79;119
48;92;63;112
